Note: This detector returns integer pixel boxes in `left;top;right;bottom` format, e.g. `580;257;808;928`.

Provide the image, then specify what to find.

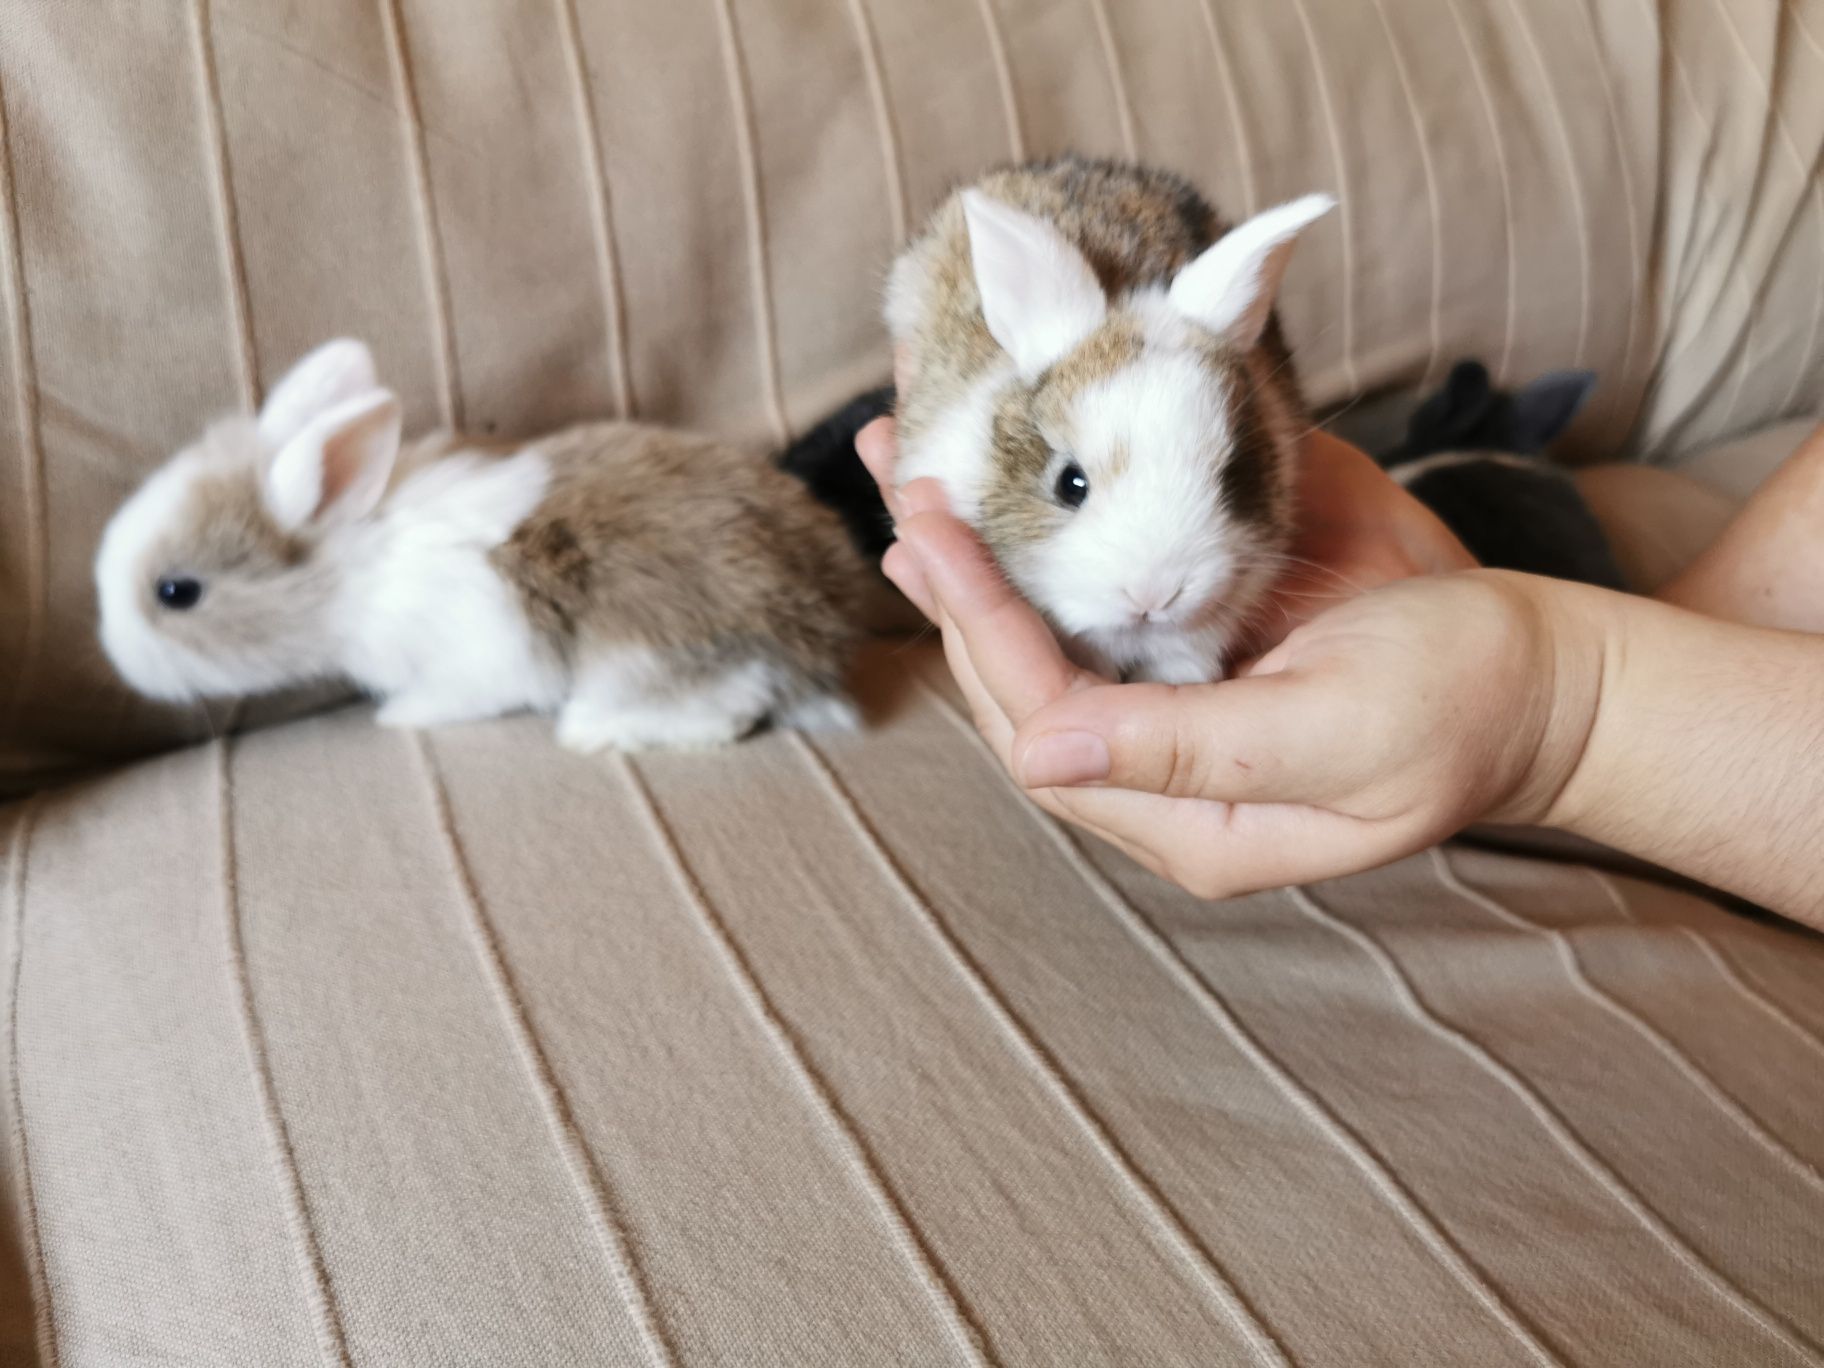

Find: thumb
1011;672;1349;805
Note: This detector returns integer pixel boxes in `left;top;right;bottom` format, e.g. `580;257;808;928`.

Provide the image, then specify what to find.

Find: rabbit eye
156;577;203;610
1053;460;1089;509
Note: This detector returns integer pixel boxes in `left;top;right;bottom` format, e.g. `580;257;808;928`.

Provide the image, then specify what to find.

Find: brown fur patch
493;423;864;696
1219;375;1277;528
172;454;304;574
976;390;1059;558
1030;318;1143;426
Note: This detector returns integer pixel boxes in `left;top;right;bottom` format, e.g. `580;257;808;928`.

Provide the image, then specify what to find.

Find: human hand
881;499;1603;897
1263;429;1476;649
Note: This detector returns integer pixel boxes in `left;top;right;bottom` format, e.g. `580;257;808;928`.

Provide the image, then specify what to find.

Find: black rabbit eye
156;577;203;610
1053;461;1089;509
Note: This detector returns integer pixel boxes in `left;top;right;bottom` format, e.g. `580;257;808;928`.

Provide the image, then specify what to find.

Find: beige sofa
4;3;1823;1364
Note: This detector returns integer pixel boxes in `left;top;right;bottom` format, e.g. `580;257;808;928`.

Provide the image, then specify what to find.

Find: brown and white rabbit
886;155;1332;682
95;339;863;750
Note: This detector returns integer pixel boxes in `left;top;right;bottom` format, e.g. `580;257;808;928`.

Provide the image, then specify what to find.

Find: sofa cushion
4;641;1822;1366
6;0;1824;791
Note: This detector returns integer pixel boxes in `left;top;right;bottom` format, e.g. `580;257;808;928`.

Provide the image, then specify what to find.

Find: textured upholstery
5;644;1824;1367
5;0;1824;787
5;5;1824;1365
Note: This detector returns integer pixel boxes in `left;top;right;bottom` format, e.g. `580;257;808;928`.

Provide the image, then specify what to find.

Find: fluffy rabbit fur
96;340;864;751
887;155;1332;682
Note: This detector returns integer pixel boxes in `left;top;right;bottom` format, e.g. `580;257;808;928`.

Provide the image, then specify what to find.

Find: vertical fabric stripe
709;0;791;444
971;0;1025;160
1499;0;1595;367
1710;0;1824;427
0;75;45;736
617;753;994;1368
5;799;57;1368
1283;0;1357;392
1288;883;1824;1365
1366;0;1445;388
553;0;635;419
188;0;258;410
792;734;1294;1368
1782;1;1824;414
843;0;909;246
1573;0;1647;438
1435;850;1823;1195
1086;0;1139;158
413;737;678;1368
376;0;462;430
188;0;254;743
1439;0;1520;380
216;743;353;1368
1191;0;1259;217
912;677;1567;1365
1629;31;1748;459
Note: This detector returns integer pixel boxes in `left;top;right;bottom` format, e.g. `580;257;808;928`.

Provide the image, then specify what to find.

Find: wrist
1480;572;1616;829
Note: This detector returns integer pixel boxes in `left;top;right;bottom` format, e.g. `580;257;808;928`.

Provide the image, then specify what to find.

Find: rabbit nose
1125;579;1186;621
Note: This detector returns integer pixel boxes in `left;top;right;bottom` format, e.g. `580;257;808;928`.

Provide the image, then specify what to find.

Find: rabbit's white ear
1168;194;1334;348
263;390;402;532
257;339;380;450
963;190;1107;377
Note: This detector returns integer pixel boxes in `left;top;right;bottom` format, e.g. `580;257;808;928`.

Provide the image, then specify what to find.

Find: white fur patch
883;251;928;343
1025;353;1238;640
555;643;852;752
557;647;771;752
895;360;1015;522
342;450;563;722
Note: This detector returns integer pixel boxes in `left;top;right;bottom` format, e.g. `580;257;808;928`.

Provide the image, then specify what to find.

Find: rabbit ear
962;190;1108;377
263;389;402;532
1508;370;1597;451
1168;194;1334;348
257;339;380;450
1406;360;1496;452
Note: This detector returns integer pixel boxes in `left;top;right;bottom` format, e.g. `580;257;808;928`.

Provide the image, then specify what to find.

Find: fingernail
1018;731;1110;789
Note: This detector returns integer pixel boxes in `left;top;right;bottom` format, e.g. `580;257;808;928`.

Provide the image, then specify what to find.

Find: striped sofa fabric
2;4;1824;1365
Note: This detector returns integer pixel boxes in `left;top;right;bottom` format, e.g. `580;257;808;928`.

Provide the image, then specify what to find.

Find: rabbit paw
555;699;756;754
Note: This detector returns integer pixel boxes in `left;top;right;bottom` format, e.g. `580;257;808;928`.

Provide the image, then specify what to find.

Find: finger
898;478;950;518
881;541;934;619
856;417;901;518
1010;671;1354;805
896;509;1089;723
919;595;1020;767
1042;783;1426;901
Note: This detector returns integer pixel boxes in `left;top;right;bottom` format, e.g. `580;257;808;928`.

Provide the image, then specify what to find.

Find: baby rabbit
96;339;864;751
887;154;1333;682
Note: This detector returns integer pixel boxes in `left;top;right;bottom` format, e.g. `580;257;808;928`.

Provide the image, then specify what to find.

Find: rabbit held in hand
886;155;1333;683
96;340;864;751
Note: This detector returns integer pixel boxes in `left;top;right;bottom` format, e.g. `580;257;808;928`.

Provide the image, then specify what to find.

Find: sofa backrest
2;0;1820;793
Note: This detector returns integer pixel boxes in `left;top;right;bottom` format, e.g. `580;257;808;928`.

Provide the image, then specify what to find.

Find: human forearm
1657;422;1824;631
1530;579;1824;921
